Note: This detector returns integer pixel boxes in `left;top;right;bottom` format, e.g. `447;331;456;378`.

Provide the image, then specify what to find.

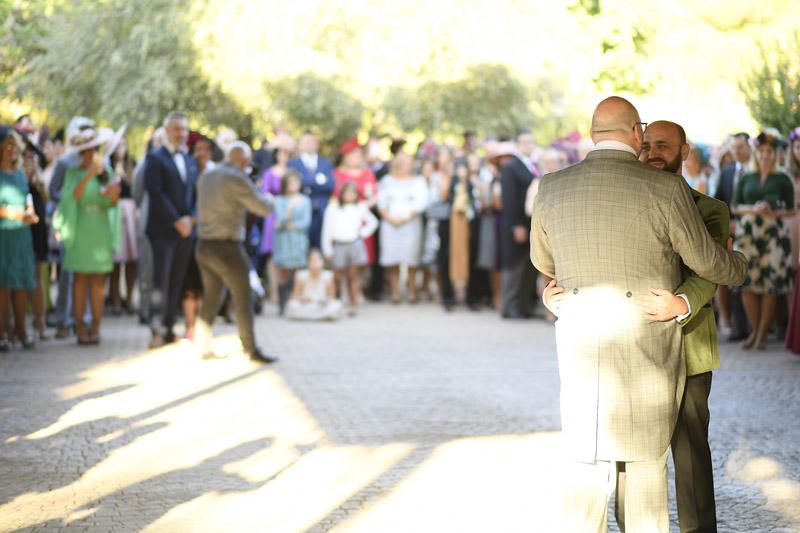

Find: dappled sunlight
145;443;414;533
556;285;644;346
335;433;565;533
725;441;800;525
0;335;324;530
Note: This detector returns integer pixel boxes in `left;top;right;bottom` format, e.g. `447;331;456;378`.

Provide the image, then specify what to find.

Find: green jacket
675;189;730;376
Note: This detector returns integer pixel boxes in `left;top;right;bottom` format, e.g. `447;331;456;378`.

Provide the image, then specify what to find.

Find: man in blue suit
144;111;199;347
288;132;334;249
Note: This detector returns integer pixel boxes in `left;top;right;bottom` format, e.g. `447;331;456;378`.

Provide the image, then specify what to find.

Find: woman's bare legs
741;290;761;349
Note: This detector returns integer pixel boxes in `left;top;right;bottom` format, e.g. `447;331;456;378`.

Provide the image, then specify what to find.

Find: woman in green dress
55;127;120;345
0;126;39;351
732;131;796;350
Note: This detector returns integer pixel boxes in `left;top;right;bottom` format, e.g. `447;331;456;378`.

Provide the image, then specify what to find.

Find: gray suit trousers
195;239;257;355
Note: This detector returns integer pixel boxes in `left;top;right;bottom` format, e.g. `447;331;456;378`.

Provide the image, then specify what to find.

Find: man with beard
545;120;727;532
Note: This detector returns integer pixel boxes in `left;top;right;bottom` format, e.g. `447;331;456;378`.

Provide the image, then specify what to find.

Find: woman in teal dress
0;126;39;351
272;170;312;315
54;127;120;345
732;131;796;350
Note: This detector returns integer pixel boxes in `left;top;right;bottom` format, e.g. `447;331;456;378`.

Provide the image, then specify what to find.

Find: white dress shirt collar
301;153;318;170
592;140;638;157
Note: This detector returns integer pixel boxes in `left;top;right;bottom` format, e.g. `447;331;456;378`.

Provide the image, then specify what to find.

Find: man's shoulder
693;189;728;217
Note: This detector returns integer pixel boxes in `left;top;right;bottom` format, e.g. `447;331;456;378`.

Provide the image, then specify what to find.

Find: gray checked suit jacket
530;149;747;462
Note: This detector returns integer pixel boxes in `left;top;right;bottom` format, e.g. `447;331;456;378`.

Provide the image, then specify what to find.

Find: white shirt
165;140;187;183
320;203;379;258
300;153;318;172
592;140;638;157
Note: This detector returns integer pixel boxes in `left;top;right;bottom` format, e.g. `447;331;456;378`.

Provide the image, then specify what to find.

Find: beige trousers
560;448;669;533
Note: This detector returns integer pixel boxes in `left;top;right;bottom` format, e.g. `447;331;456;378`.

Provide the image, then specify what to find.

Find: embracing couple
530;96;747;532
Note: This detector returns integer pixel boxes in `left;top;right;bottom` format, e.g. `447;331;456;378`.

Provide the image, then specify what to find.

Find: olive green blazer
676;190;730;376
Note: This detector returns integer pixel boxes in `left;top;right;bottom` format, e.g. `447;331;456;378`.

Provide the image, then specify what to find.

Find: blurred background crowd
2;110;800;356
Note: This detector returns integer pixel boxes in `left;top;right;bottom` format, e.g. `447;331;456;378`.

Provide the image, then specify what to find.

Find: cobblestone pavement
1;302;798;532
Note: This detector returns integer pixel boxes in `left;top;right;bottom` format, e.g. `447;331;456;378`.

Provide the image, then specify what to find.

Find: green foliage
740;32;800;134
265;73;364;154
383;64;534;140
5;0;247;136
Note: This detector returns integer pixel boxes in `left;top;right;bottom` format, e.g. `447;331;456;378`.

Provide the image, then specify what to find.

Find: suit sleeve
530;190;555;278
144;154;180;224
668;179;747;286
676;199;730;326
49;159;68;204
236;177;273;217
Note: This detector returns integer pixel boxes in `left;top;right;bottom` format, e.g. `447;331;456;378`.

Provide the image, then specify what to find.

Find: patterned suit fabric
530;149;747;463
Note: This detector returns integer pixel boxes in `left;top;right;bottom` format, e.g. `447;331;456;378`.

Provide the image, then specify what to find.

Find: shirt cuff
675;294;691;322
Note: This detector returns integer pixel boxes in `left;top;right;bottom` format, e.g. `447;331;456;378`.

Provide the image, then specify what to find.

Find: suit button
573;288;579;295
626;291;632;298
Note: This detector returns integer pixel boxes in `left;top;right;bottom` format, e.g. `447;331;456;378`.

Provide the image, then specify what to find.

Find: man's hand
636;288;689;322
512;225;528;244
727;237;733;251
173;215;193;238
542;279;567;317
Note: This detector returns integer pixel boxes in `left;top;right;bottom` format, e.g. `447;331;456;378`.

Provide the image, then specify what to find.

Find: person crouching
287;249;343;321
194;141;277;363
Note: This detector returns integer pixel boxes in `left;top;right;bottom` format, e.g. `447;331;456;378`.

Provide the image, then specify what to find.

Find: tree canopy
2;0;799;148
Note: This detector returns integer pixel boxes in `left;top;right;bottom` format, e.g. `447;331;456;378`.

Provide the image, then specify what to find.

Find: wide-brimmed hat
485;141;516;163
104;123;128;157
68;127;114;153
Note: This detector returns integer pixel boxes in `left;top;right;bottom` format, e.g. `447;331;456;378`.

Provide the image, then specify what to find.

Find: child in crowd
287;249;343;321
321;182;379;316
273;170;311;315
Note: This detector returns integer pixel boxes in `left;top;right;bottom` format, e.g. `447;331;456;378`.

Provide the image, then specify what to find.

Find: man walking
530;97;747;532
194;141;277;363
144;112;198;347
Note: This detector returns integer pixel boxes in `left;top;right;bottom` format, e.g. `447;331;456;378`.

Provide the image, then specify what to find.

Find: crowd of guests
2;111;800;358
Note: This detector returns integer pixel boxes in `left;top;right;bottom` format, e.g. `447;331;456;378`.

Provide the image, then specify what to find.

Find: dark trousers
672;372;716;532
437;220;454;306
614;372;716;533
730;286;751;339
195;239;257;355
149;236;193;335
501;256;537;316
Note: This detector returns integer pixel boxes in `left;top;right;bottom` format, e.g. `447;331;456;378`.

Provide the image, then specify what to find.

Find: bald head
640;120;690;174
590;96;644;153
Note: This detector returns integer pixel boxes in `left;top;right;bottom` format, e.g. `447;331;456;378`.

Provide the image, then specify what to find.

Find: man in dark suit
287;132;335;249
145;111;199;347
714;132;752;341
500;129;541;318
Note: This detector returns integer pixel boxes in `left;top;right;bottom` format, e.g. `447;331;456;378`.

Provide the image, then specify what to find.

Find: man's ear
680;143;690;162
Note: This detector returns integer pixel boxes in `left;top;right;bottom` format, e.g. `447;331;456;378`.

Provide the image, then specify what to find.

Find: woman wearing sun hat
54;127;120;345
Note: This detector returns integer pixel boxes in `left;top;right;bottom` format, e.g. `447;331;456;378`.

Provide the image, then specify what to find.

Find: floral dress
733;171;795;294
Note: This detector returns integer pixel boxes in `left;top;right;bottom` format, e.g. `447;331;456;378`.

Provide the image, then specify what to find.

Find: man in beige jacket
530;97;747;532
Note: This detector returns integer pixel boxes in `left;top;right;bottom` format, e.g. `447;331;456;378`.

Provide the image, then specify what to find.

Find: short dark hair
675;124;687;146
732;132;750;141
337;181;359;205
163;111;188;127
516;128;532;140
280;169;301;195
15;114;31;125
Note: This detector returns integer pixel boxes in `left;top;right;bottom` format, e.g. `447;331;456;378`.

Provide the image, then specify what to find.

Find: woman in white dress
378;153;429;303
